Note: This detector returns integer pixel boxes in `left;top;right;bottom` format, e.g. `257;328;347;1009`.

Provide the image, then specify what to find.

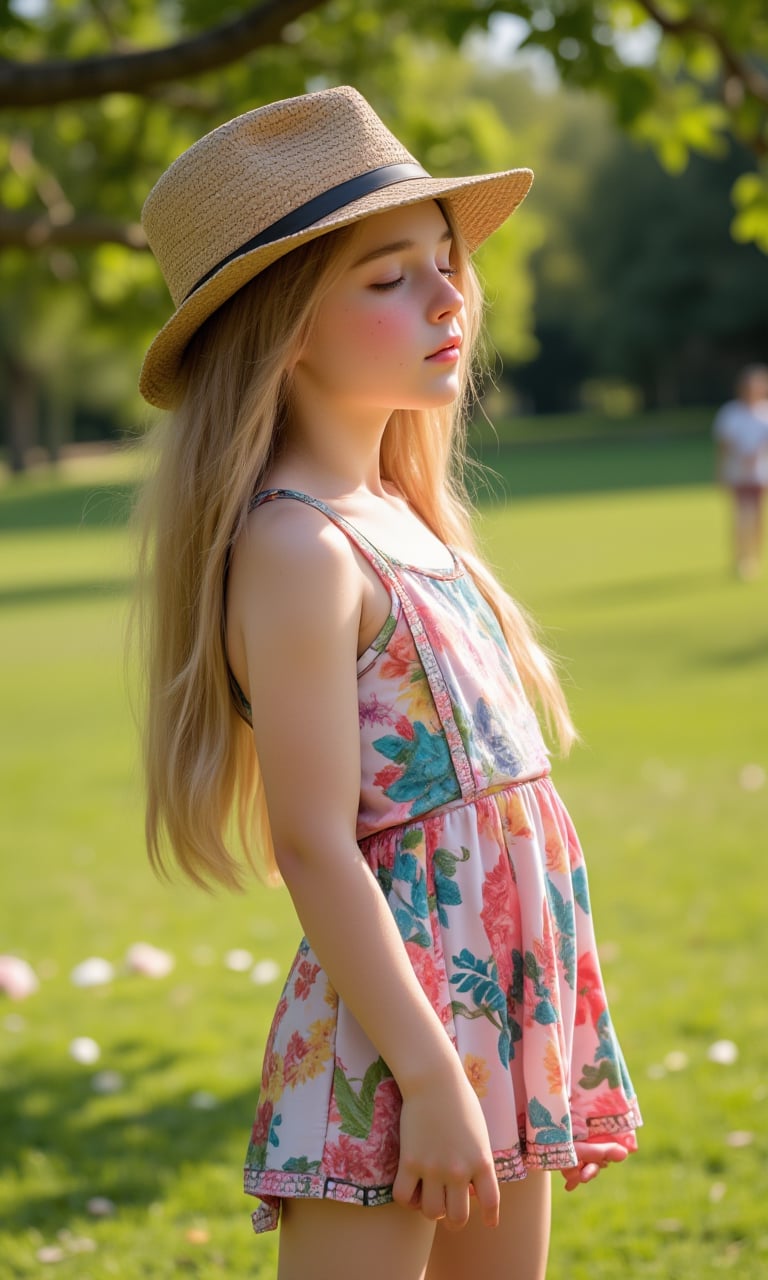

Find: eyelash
371;267;458;292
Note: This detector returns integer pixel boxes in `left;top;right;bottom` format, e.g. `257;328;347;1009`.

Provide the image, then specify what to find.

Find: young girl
137;86;640;1280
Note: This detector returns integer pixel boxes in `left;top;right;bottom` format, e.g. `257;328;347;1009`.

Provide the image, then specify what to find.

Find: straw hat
139;85;533;409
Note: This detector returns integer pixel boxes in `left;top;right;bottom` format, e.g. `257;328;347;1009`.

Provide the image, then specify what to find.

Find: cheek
340;305;415;363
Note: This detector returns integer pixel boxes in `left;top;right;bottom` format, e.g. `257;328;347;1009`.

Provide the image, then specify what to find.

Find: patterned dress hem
246;1104;642;1235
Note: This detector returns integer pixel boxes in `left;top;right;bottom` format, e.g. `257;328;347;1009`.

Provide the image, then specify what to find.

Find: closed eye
370;277;404;292
370;265;457;292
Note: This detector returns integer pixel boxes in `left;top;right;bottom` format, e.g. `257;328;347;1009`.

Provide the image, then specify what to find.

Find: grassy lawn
1;433;766;1277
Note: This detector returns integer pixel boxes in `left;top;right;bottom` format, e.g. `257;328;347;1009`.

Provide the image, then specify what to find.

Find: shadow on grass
0;435;716;533
691;633;768;669
0;577;132;609
471;435;714;504
553;568;722;609
0;1046;256;1234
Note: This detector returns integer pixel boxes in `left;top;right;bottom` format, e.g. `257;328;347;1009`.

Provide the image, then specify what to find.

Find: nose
429;271;463;322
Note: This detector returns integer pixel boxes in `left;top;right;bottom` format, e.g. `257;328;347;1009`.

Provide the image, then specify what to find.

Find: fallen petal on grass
707;1039;739;1065
185;1227;210;1245
739;763;766;792
725;1130;753;1148
85;1197;116;1218
71;958;114;988
125;942;175;978
4;1013;26;1033
663;1050;689;1072
69;1036;100;1065
225;948;253;972
251;959;280;985
189;1090;219;1110
709;1181;727;1204
91;1069;124;1095
655;1219;683;1234
646;1063;666;1080
36;1245;65;1264
0;955;39;1000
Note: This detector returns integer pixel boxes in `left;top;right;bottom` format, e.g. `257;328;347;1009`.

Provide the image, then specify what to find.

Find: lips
426;335;462;359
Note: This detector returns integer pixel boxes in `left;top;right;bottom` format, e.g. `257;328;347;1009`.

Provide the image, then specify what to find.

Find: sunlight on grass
1;444;766;1278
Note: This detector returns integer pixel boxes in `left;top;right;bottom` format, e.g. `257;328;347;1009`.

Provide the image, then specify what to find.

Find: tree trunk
4;358;39;473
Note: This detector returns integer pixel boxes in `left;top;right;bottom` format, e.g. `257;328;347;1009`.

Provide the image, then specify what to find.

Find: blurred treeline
2;0;768;470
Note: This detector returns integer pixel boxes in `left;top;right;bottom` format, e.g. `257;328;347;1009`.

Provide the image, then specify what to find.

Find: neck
272;391;393;498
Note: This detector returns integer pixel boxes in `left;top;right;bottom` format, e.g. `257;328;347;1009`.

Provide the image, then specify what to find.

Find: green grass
1;437;766;1277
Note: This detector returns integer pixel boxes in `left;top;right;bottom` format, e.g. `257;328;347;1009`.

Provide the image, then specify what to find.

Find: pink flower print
283;1031;311;1087
293;958;321;1001
324;1077;400;1184
250;1099;273;1147
366;1076;401;1181
373;763;403;791
574;953;606;1029
380;631;417;680
480;852;518;991
394;714;415;741
324;1133;380;1184
359;695;396;727
404;939;451;1026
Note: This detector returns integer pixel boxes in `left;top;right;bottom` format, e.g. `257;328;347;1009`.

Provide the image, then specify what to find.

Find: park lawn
1;437;766;1278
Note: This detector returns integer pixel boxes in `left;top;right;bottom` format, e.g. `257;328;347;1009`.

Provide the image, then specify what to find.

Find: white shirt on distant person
713;399;768;486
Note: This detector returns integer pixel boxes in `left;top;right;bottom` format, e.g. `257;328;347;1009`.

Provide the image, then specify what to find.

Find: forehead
347;200;450;255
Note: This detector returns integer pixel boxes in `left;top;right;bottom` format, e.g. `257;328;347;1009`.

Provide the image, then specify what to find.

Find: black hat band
184;161;430;301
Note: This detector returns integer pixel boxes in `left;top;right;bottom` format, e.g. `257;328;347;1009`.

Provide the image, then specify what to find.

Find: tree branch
0;0;326;107
0;213;147;249
636;0;768;106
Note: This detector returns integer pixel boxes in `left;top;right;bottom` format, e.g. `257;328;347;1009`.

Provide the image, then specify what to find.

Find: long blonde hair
135;209;575;891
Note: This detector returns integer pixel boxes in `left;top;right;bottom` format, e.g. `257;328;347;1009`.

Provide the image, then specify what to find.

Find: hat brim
139;167;533;410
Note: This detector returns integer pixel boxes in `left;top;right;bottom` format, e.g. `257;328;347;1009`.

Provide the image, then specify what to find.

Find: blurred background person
713;365;768;579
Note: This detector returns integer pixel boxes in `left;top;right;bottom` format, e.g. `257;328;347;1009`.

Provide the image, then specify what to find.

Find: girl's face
293;200;465;421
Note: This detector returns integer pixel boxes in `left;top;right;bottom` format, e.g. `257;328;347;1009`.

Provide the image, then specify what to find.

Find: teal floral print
373;719;457;811
241;491;641;1235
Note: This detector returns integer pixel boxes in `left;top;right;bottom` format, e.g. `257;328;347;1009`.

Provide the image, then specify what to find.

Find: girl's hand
392;1070;499;1231
560;1138;632;1192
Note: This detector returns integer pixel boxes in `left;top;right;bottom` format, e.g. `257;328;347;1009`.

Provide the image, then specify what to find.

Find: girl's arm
227;502;499;1231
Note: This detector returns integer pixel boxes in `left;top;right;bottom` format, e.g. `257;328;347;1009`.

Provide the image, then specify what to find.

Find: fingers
471;1162;501;1228
442;1183;471;1232
392;1168;420;1212
393;1166;496;1230
560;1138;632;1191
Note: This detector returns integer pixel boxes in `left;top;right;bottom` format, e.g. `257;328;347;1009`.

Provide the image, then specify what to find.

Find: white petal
91;1070;124;1095
707;1039;739;1065
36;1246;65;1264
739;763;766;792
70;958;114;988
189;1090;219;1111
663;1050;689;1072
69;1036;101;1065
125;942;174;978
251;959;280;986
225;948;253;972
85;1197;116;1217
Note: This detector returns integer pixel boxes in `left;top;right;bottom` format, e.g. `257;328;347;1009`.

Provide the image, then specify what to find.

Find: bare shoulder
227;497;363;639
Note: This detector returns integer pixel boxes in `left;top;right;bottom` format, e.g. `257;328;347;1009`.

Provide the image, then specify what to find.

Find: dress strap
249;489;476;801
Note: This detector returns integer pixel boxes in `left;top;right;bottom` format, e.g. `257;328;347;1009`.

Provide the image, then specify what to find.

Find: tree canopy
1;0;767;466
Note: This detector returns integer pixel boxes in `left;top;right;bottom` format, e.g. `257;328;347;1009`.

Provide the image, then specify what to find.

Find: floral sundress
239;489;641;1233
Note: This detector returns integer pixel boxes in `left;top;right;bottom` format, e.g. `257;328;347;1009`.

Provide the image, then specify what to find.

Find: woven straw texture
139;86;533;409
